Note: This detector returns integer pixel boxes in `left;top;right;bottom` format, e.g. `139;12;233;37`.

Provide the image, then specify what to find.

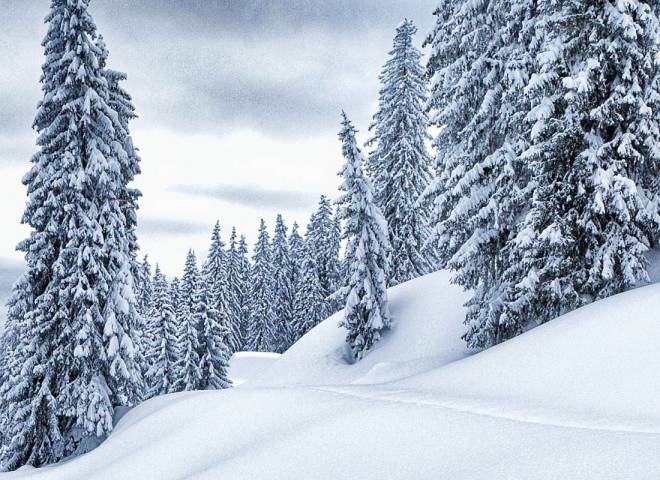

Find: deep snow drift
6;271;660;479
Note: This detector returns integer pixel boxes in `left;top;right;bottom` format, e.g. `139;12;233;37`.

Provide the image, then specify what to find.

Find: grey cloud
92;1;434;138
93;1;434;38
1;0;434;140
171;184;319;211
138;217;210;237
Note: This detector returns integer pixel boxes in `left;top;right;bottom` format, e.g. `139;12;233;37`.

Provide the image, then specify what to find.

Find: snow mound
394;282;660;432
250;270;470;387
229;352;280;386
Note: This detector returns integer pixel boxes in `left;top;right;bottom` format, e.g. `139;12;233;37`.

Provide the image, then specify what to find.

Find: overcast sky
0;0;435;326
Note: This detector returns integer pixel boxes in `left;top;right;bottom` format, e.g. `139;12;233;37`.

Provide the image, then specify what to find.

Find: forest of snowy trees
2;0;660;472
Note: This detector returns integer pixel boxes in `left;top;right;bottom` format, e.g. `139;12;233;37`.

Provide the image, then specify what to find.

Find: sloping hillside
249;270;470;387
7;272;660;480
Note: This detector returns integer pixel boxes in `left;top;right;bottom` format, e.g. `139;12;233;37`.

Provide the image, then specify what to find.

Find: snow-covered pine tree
179;250;201;317
271;214;295;352
235;234;252;349
1;0;143;468
0;276;58;470
335;113;392;361
193;278;232;391
224;228;248;352
131;255;152;382
203;222;227;304
366;19;434;285
134;256;153;322
292;244;328;341
97;33;144;391
288;222;305;291
143;265;176;398
202;222;240;352
504;0;660;335
247;220;278;352
170;251;201;391
306;196;342;306
423;0;537;348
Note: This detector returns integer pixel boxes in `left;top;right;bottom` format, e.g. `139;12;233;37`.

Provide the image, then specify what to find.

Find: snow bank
229;351;280;386
395;282;660;431
250;269;470;387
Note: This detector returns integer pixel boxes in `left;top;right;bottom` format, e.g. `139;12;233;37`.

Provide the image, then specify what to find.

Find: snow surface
6;271;660;479
228;351;280;386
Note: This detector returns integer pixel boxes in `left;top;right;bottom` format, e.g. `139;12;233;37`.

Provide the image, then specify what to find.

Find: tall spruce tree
204;222;227;307
0;0;142;469
292;245;328;341
503;0;660;339
224;228;248;352
288;222;305;291
202;222;239;352
143;265;176;398
367;19;434;285
306;196;342;305
247;220;278;352
193;279;232;391
170;251;201;391
134;256;153;322
235;234;252;350
423;0;538;348
271;214;295;352
335;113;391;361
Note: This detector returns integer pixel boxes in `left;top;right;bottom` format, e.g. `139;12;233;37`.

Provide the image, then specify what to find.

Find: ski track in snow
309;385;660;436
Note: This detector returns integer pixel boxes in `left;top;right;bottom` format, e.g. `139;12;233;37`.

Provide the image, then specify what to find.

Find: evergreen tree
288;222;305;292
305;196;342;309
235;235;252;350
143;265;176;398
423;0;537;348
0;0;142;468
335;113;391;361
132;255;152;382
247;220;278;352
224;228;248;353
202;222;239;352
292;245;328;341
204;222;227;309
271;214;295;352
193;279;232;391
171;251;201;391
503;0;660;341
367;19;434;285
134;256;153;323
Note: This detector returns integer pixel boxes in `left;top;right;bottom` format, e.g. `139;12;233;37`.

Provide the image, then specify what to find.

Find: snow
228;351;280;386
6;271;660;479
250;270;469;387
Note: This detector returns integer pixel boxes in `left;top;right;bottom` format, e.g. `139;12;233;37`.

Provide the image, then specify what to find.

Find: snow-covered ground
6;271;660;479
229;351;280;386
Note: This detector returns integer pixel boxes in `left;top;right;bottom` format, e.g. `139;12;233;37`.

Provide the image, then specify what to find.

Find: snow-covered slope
7;272;660;479
250;269;470;387
395;283;660;431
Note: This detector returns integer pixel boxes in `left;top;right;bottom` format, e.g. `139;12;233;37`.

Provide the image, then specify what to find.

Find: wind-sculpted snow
7;272;660;479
